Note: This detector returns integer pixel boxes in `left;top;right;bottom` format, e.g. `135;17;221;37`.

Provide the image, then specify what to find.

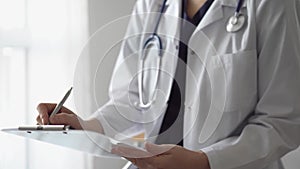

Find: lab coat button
190;50;195;55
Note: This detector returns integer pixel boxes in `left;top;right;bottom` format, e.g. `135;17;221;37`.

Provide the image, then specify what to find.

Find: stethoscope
135;0;168;109
135;0;246;110
226;0;246;33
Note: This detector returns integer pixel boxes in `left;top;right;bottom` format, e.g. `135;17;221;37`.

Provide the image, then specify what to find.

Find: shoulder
254;0;295;14
253;0;299;25
253;0;296;24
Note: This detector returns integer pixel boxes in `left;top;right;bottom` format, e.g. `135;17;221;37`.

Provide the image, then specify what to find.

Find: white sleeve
91;0;149;139
202;0;300;169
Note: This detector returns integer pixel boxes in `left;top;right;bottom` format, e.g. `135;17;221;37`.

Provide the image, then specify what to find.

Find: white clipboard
1;127;145;159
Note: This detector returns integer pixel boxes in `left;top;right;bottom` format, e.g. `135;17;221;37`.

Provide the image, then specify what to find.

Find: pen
49;87;73;120
19;125;66;131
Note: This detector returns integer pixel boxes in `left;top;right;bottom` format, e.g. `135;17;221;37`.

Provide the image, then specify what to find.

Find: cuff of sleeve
201;146;220;169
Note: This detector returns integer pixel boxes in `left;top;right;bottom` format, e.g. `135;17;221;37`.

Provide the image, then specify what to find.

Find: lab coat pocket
221;50;257;112
197;50;257;144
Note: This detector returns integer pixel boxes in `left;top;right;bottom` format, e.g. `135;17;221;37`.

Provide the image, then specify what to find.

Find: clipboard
1;127;145;159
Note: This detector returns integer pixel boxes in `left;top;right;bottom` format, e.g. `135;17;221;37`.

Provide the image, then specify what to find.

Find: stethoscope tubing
236;0;245;13
137;0;246;109
152;0;168;35
136;0;168;109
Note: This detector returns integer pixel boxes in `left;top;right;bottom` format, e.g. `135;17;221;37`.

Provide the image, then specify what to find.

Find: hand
36;103;104;133
36;103;83;129
112;142;211;169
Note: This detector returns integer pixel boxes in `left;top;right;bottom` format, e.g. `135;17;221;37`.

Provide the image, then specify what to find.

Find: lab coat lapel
185;0;225;107
184;0;226;146
194;0;247;32
187;0;249;100
195;0;224;32
184;0;248;146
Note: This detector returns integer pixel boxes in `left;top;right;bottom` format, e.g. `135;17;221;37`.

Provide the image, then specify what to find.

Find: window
0;0;88;168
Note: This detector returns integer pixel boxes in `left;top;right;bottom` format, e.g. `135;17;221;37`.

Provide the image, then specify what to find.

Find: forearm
81;118;104;134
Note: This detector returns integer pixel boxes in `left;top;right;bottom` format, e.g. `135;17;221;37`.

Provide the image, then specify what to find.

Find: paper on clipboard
1;128;146;159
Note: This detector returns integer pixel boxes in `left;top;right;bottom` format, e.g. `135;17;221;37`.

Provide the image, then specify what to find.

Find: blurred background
0;0;299;169
0;0;134;168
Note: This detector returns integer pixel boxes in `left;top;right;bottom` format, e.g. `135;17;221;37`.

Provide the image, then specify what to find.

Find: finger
122;157;137;165
111;146;131;158
145;142;175;155
111;143;153;158
36;116;42;125
37;103;74;114
112;148;160;169
59;106;75;115
49;113;82;129
129;158;152;169
141;151;172;169
124;158;150;169
37;103;57;113
37;103;53;124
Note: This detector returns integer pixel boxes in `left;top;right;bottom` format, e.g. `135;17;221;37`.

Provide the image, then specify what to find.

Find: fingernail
42;119;45;124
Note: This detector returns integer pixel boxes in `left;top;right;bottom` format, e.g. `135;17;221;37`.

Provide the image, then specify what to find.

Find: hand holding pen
36;87;83;129
36;87;104;133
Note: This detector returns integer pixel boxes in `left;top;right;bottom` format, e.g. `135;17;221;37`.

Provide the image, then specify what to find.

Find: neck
186;0;207;18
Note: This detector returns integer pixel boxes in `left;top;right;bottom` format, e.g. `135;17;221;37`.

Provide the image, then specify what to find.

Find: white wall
86;0;136;168
87;0;135;112
0;1;90;169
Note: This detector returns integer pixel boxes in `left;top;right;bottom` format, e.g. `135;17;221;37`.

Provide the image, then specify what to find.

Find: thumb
145;142;174;155
50;113;82;129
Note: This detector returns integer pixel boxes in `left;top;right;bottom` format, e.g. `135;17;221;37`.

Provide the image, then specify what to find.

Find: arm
201;0;300;169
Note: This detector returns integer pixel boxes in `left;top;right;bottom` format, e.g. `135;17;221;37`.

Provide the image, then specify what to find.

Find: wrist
197;151;211;169
82;118;104;134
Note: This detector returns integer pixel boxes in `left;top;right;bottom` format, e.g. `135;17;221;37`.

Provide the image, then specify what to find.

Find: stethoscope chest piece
226;13;246;33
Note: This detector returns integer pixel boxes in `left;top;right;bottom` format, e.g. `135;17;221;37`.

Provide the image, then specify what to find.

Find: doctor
36;0;300;169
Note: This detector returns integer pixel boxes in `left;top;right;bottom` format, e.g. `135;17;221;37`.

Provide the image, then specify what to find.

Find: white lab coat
93;0;300;169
